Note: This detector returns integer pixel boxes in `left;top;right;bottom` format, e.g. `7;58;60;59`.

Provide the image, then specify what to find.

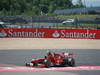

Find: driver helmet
64;52;69;56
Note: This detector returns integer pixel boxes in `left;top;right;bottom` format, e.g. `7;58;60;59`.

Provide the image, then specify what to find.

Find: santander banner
0;28;100;39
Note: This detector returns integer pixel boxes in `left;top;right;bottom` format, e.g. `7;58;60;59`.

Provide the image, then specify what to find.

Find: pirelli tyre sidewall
44;59;51;68
67;58;75;67
64;57;75;67
26;63;34;67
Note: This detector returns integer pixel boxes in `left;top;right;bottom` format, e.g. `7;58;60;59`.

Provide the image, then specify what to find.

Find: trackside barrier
0;28;100;39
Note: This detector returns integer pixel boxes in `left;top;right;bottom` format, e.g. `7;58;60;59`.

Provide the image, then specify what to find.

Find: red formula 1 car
26;52;75;68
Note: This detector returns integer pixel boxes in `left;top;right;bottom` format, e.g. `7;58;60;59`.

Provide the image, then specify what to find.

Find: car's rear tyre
67;58;75;67
63;58;75;67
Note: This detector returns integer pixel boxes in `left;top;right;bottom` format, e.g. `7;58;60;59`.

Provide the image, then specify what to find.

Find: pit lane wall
0;28;100;39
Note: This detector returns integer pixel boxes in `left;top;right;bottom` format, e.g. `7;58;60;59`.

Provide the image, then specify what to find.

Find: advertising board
0;28;100;39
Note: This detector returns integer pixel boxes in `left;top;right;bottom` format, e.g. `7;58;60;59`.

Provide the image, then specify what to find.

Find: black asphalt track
0;49;100;75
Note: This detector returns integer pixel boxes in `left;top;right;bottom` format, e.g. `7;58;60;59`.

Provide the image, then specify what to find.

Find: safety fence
0;28;100;39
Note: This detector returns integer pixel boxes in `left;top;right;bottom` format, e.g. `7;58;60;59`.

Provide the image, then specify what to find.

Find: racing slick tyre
44;59;51;68
67;58;75;67
26;63;34;67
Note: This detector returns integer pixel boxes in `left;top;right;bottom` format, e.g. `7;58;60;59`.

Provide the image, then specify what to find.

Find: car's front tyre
44;59;51;68
26;63;34;67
